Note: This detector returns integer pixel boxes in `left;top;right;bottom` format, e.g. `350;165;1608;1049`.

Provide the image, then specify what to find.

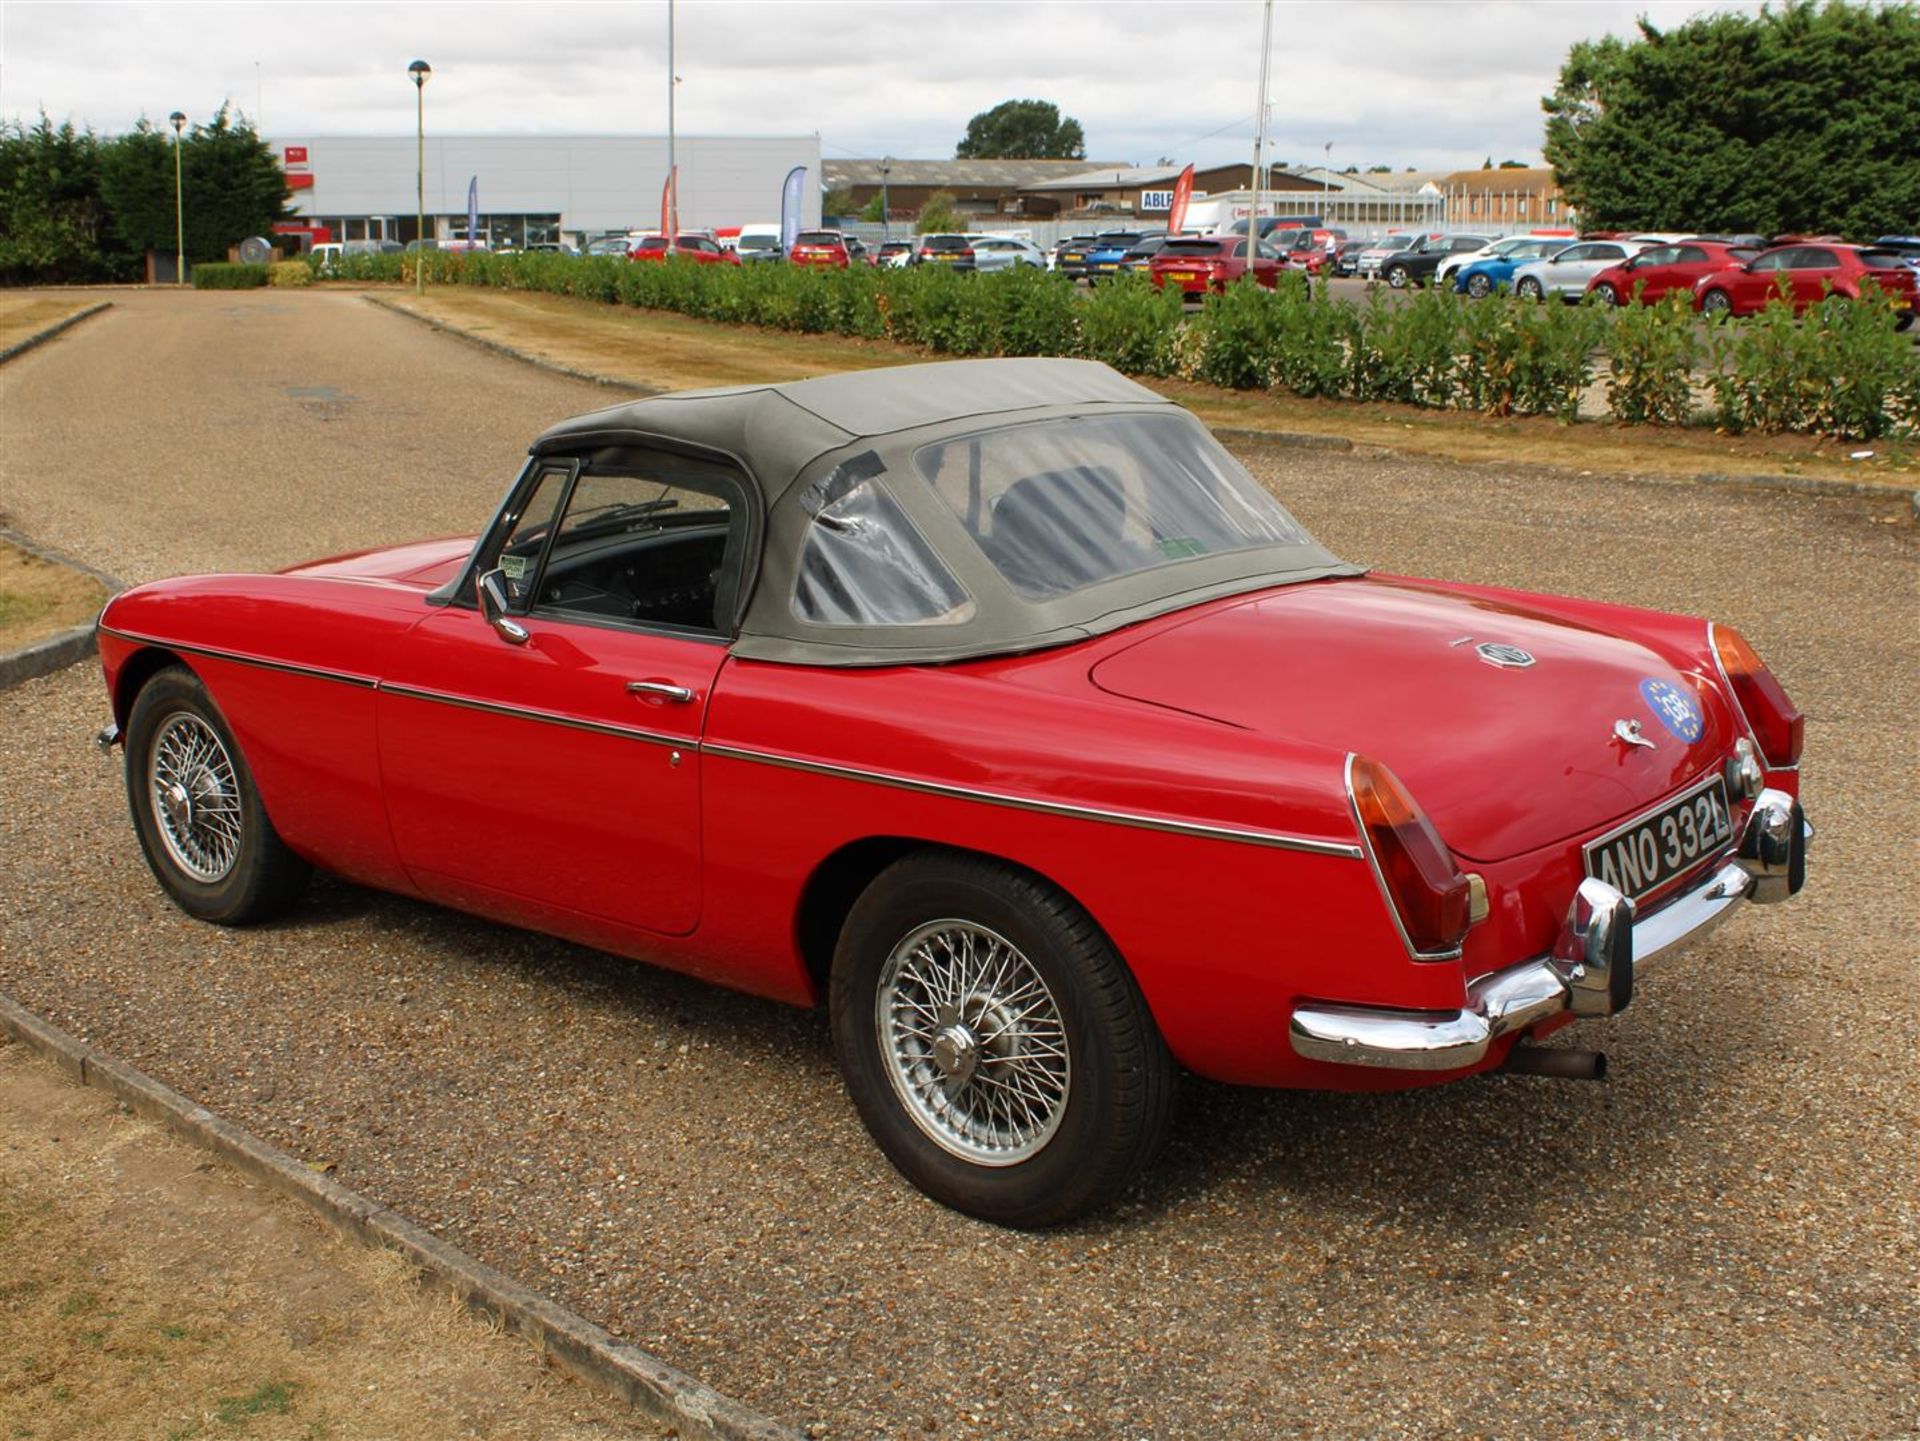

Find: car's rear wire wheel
831;852;1175;1228
125;664;309;924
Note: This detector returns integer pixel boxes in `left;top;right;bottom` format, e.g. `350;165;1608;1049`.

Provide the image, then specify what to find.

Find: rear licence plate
1584;775;1735;903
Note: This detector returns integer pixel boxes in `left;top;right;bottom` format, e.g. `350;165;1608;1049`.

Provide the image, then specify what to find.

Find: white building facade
268;134;822;247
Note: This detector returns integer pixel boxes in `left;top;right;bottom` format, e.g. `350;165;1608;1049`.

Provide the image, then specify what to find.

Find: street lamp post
169;111;186;285
408;60;431;295
879;160;891;245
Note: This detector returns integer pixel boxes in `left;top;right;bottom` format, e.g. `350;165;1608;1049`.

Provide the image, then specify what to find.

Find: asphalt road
2;288;1916;1439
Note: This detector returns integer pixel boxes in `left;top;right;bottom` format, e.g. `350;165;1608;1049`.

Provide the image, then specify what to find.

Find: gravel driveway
2;289;1915;1438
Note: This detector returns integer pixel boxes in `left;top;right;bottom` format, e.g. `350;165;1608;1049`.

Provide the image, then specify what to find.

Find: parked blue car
1084;231;1161;283
1452;237;1575;298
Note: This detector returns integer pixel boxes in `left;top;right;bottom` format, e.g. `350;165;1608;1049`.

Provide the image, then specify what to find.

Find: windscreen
915;413;1315;602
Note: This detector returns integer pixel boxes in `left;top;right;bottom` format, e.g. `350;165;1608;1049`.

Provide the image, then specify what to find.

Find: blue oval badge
1640;677;1703;743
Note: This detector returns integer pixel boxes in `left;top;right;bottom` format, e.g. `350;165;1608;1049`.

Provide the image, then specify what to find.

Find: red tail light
1711;624;1803;767
1348;756;1471;958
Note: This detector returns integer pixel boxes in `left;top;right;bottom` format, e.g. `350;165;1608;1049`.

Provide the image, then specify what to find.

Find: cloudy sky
5;0;1767;171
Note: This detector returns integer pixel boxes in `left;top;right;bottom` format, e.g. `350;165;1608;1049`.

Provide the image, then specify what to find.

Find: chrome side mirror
477;568;529;645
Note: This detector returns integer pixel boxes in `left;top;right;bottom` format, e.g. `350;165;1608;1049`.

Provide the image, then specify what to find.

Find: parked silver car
1510;240;1650;301
969;236;1048;273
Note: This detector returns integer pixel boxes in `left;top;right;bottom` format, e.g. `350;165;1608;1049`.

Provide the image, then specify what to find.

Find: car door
378;452;750;937
1787;246;1840;309
1737;249;1795;310
1620;245;1677;300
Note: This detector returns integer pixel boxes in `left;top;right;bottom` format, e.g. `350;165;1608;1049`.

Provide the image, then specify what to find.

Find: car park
1585;241;1757;306
876;240;915;269
1380;234;1495;289
1510;239;1649;301
789;230;857;269
735;225;785;264
1692;243;1917;326
1147;236;1285;294
970;236;1048;273
93;356;1811;1230
916;233;978;271
1451;238;1577;297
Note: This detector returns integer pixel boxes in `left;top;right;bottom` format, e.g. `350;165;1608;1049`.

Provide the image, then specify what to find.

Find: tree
1499;159;1528;169
858;193;887;222
1542;1;1920;236
915;191;964;234
954;100;1085;160
0;116;114;283
98;105;288;264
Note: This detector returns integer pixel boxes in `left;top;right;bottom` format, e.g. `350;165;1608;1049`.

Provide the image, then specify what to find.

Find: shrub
1076;273;1181;376
266;260;312;288
1603;293;1700;425
191;262;267;289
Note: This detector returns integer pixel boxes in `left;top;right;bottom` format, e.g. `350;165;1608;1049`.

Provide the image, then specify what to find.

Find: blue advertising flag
467;176;479;246
780;166;807;253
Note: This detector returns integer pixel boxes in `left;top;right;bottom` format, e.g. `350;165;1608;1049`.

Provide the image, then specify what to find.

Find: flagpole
666;0;677;236
1248;0;1273;261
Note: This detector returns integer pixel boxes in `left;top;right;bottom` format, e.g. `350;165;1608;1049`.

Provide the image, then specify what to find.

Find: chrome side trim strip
98;625;377;689
379;682;685;750
702;743;1364;858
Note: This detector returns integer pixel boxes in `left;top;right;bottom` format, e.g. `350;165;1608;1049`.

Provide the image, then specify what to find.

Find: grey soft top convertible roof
531;358;1359;665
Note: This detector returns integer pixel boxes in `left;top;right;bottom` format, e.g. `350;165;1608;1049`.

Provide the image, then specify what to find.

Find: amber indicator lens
1350;757;1471;957
1712;625;1803;767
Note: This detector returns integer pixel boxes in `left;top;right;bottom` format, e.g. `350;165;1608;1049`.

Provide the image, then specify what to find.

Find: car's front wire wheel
830;852;1175;1228
125;665;309;924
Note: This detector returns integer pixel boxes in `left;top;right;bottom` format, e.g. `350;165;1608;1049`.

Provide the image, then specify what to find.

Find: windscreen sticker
1640;677;1703;743
499;554;527;580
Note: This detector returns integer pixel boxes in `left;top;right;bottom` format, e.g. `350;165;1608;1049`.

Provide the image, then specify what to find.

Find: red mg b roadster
96;359;1810;1226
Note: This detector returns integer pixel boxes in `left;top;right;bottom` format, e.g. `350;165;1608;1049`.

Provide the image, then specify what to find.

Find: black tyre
1897;311;1915;333
125;665;309;924
829;852;1176;1229
1516;275;1545;302
1466;273;1493;299
1700;288;1732;318
1386;264;1410;289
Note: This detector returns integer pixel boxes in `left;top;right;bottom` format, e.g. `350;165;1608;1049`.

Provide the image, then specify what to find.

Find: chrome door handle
626;680;696;704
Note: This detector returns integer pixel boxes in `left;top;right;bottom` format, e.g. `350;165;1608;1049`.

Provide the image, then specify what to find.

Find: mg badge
1476;642;1535;670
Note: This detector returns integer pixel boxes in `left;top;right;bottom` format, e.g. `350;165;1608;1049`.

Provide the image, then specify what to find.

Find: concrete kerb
0;528;127;692
361;292;1918;505
0;299;112;366
361;294;660;397
0;993;803;1441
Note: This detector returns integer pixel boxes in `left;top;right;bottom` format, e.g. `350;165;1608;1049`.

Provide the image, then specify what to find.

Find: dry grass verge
375;286;1916;487
0;1039;665;1440
0;540;107;653
0;296;100;354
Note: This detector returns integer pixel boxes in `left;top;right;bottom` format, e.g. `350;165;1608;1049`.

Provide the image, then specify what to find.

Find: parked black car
1330;239;1371;277
1117;235;1173;276
1380;233;1495;289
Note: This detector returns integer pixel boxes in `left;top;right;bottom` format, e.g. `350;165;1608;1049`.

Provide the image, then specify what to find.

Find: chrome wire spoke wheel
148;712;243;883
876;920;1071;1166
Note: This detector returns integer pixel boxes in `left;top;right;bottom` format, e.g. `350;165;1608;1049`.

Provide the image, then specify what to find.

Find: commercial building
821;159;1130;223
267;134;821;248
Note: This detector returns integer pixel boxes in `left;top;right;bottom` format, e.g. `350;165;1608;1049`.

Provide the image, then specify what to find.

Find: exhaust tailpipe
1500;1045;1608;1081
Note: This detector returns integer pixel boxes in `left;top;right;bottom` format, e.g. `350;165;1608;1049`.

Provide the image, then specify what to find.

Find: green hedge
307;251;1920;440
191;262;268;290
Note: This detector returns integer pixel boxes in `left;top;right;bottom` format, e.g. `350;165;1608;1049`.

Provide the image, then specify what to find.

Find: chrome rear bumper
1289;789;1808;1072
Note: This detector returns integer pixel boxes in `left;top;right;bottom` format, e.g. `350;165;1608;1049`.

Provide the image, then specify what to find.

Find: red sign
284;146;308;166
285;173;314;190
1167;164;1196;236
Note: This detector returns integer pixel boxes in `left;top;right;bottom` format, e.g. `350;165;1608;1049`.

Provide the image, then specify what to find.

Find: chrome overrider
1289;788;1809;1071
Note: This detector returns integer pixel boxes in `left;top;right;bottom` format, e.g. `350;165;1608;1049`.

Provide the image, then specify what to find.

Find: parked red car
1692;243;1917;326
789;230;855;268
94;359;1810;1228
1586;240;1757;305
627;234;738;266
1148;237;1284;294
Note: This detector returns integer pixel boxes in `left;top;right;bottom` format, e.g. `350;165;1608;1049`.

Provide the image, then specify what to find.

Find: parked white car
1510;240;1650;301
970;236;1047;272
1436;235;1566;288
